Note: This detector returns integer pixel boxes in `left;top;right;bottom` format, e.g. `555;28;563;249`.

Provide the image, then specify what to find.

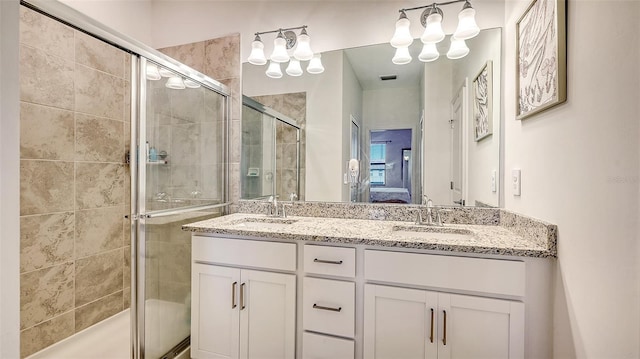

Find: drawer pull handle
442;310;447;346
240;283;246;310
232;281;238;309
313;303;342;312
313;258;343;265
429;308;434;343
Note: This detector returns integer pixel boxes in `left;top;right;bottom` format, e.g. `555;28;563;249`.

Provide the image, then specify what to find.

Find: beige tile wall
18;7;130;357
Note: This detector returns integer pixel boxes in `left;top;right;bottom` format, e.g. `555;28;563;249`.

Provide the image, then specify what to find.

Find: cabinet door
364;284;438;359
191;264;241;359
239;269;296;359
437;293;524;359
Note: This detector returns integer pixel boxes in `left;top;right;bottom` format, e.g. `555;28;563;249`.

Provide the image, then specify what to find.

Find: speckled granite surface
183;206;557;258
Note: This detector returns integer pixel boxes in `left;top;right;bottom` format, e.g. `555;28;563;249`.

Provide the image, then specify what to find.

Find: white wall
452;29;502;207
341;54;364;201
503;0;640;357
60;0;153;44
423;60;453;205
243;51;345;202
0;0;21;357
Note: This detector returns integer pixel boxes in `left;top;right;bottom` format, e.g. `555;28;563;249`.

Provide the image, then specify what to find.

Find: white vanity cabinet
363;284;524;359
363;250;525;359
191;236;296;359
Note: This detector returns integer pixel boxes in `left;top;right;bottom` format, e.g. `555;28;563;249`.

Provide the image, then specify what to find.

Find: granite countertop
183;213;556;258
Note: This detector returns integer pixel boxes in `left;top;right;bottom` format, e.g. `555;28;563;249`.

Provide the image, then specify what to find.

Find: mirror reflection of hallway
369;129;412;204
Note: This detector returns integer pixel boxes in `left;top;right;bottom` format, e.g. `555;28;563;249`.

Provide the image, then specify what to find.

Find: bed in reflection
370;187;411;204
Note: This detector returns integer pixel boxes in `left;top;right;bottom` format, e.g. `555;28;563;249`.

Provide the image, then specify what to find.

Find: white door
437;293;524;359
450;84;465;206
239;269;296;359
191;264;241;359
364;284;438;359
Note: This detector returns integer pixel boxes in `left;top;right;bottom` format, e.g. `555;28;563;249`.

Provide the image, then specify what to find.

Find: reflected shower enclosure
241;97;301;201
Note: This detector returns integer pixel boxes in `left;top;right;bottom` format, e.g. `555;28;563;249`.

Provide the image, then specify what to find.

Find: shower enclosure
18;2;230;358
241;96;300;201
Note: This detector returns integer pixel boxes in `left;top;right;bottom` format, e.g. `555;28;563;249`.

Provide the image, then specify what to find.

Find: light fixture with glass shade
165;76;186;90
446;37;469;59
293;27;314;61
391;0;479;64
266;61;283;78
183;79;201;89
248;34;267;65
146;63;161;80
419;42;440;62
392;46;412;65
286;59;304;77
453;1;480;40
247;25;322;78
158;67;174;78
307;54;325;74
390;11;413;48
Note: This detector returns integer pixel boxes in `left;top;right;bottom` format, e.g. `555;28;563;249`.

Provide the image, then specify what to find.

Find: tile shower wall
158;34;241;210
18;7;130;357
252;93;307;201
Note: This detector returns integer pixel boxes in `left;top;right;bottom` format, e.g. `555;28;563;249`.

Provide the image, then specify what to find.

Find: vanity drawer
364;250;525;297
304;245;355;278
303;277;355;338
302;332;354;359
192;235;296;271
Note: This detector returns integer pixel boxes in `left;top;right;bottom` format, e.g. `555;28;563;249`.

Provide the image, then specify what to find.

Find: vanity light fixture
391;0;480;64
247;25;324;78
165;76;186;90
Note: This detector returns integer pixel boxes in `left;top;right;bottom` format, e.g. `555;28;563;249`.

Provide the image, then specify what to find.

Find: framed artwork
516;0;567;120
473;60;493;141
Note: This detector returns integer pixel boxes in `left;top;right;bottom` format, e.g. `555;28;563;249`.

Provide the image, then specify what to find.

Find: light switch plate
512;169;521;196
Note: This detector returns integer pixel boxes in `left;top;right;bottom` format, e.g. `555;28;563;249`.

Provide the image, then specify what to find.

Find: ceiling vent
380;75;397;81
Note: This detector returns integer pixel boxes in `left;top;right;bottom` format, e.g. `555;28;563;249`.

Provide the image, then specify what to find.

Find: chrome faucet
416;195;444;226
266;195;279;217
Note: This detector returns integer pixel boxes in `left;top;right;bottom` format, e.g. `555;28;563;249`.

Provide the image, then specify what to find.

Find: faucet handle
281;203;293;218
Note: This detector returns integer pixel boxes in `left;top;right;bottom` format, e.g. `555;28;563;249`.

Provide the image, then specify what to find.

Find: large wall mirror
242;27;502;207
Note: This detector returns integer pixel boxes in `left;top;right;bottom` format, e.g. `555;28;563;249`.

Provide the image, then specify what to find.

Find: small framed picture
473;60;493;141
516;0;567;120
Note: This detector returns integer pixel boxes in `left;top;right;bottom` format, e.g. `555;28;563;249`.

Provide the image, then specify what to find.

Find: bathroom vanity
183;205;556;359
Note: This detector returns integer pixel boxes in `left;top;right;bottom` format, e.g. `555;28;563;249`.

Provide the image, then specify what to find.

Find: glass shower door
134;59;228;359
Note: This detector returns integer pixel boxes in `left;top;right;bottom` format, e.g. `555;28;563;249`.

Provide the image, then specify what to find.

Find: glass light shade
165;76;185;89
453;6;480;40
145;64;161;80
418;42;439;62
447;37;470;59
266;61;283;78
183;79;201;88
293;33;314;61
158;67;174;78
421;13;445;44
392;46;412;65
390;16;413;48
286;59;303;77
248;39;267;65
271;36;290;63
307;54;325;74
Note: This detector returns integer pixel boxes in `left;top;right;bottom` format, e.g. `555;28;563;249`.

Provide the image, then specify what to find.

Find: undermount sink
392;224;475;241
230;217;298;229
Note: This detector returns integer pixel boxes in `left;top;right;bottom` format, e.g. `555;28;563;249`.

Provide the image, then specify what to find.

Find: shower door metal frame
134;57;231;359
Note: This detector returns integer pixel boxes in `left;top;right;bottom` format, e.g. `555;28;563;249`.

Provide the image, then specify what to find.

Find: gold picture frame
516;0;567;120
473;60;493;141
